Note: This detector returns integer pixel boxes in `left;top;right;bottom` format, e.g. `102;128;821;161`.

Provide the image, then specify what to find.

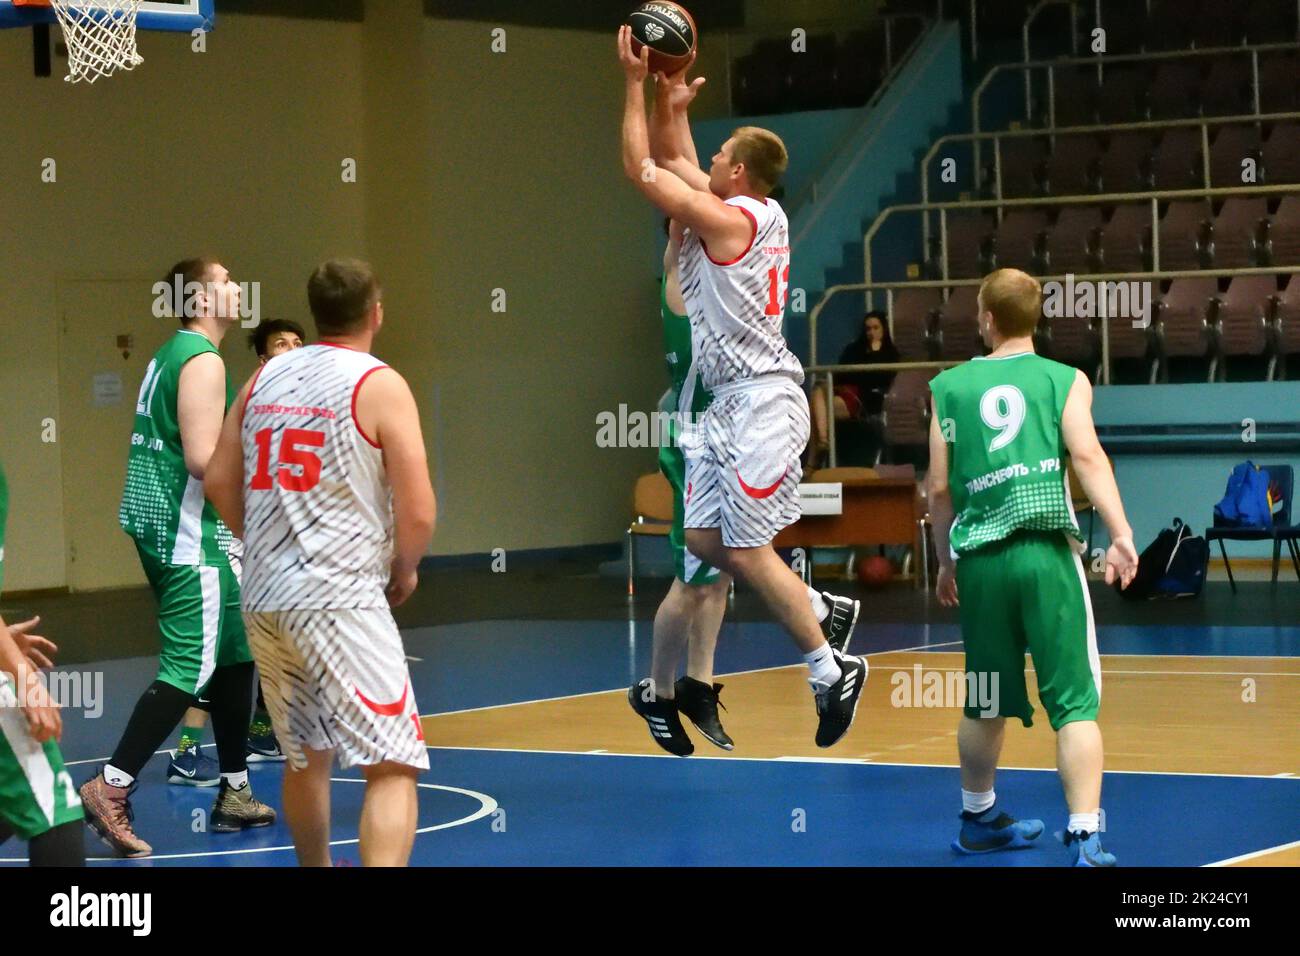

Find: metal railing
859;183;1300;301
807;264;1299;407
971;41;1300;179
922;110;1300;218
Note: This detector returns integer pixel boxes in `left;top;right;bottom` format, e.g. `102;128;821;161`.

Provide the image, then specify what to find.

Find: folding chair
1205;464;1300;592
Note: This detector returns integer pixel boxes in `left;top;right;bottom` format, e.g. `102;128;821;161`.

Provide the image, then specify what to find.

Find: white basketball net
48;0;143;83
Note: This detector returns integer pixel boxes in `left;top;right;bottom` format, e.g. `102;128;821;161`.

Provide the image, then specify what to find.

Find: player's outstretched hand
385;566;419;609
9;616;57;670
1105;536;1139;589
17;667;62;744
935;563;959;607
655;52;706;111
617;24;651;83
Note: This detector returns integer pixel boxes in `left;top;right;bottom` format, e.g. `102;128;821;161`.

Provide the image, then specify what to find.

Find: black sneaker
812;654;868;748
820;591;861;654
673;676;734;751
628;679;694;756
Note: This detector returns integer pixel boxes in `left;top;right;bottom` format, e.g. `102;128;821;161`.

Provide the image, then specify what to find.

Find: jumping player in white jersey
619;29;868;747
205;259;436;867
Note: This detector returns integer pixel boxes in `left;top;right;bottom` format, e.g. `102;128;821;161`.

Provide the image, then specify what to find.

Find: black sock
110;679;195;779
206;661;255;775
29;819;86;867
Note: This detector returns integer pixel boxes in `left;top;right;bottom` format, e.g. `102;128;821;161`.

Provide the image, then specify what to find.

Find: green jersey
930;351;1083;556
119;329;235;567
659;273;713;430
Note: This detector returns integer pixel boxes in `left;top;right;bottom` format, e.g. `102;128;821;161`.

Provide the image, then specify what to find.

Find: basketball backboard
0;0;213;32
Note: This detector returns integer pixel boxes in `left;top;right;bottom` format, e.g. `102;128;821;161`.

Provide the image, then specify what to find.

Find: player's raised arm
620;27;752;251
926;401;959;607
1061;369;1138;587
176;350;228;480
204;375;254;539
651;55;711;192
356;368;436;608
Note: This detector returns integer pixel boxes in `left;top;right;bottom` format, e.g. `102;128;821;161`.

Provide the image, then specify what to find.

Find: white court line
426;744;1300;781
0;778;497;865
419;642;1298;721
1204;839;1300;867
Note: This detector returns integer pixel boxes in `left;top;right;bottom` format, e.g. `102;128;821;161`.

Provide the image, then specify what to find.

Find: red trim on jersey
736;465;788;499
351;366;386;449
701;206;758;267
240;364;266;426
317;340;361;351
354;680;409;717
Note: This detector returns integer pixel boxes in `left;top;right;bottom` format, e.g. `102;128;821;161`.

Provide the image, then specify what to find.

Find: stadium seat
1044;207;1104;274
1259;52;1299;113
995;135;1047;198
890;288;941;361
881;370;935;461
1151;128;1205;191
1209;123;1264;188
1097;68;1147;124
934;287;983;359
1155;277;1218;379
989;209;1049;273
1096;131;1155;193
1096;203;1153;273
1042;134;1101;196
1212;275;1279;378
1263;195;1300;267
1262;122;1300;186
1148;62;1202;120
935;211;995;279
1273;273;1300;375
1207;197;1269;268
1200;57;1252;117
1157;200;1213;271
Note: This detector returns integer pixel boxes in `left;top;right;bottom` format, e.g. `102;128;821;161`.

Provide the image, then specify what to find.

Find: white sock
803;642;842;690
103;764;134;788
961;788;996;816
223;771;249;791
1068;811;1100;836
807;586;830;622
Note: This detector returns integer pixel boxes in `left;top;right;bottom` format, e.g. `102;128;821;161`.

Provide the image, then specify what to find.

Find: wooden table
772;477;923;582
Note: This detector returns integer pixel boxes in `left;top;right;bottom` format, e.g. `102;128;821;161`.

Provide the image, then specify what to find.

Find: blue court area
4;614;1298;867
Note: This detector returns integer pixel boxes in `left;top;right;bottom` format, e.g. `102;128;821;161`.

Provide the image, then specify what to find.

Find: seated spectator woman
808;310;899;467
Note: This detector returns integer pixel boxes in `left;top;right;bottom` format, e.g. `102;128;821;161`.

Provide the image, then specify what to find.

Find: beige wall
0;2;663;589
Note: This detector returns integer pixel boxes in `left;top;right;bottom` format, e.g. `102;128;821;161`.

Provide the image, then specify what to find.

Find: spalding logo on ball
627;2;697;75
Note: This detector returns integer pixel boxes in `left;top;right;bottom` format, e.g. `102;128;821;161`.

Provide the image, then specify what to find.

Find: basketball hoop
27;0;144;83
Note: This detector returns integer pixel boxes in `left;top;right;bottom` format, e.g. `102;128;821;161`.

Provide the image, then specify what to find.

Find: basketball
627;2;697;75
857;555;894;588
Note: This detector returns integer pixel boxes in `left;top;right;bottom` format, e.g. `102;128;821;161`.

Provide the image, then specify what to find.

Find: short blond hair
978;268;1042;337
730;126;788;195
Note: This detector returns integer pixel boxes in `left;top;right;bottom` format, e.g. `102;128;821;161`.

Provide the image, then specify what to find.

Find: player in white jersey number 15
205;259;436;867
618;28;868;749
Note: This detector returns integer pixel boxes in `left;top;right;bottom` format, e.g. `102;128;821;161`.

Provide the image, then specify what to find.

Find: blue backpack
1214;462;1273;528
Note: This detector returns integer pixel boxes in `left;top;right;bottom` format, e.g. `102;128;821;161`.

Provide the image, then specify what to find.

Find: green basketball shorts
954;530;1101;730
0;675;83;839
135;542;251;696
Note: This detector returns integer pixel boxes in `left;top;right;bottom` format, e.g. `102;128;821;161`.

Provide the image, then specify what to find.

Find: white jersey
240;344;394;612
678;195;804;391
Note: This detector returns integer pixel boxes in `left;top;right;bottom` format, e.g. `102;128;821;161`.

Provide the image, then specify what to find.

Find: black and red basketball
627;2;697;75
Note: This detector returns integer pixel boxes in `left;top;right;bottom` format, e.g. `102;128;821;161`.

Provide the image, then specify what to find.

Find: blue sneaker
1065;830;1117;867
951;809;1045;854
167;744;220;787
246;720;286;763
